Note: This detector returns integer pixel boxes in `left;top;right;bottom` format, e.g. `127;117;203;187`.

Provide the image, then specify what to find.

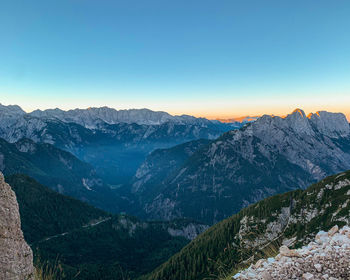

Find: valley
2;3;349;279
7;174;207;280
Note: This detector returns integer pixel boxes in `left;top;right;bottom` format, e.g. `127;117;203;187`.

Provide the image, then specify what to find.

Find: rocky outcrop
167;223;209;240
233;225;350;280
0;172;34;280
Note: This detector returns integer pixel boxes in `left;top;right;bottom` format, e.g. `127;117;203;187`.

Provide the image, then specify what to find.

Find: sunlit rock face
308;111;350;138
0;172;34;280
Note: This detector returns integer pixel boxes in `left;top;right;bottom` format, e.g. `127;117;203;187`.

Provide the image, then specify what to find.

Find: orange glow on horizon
8;97;350;123
188;110;350;122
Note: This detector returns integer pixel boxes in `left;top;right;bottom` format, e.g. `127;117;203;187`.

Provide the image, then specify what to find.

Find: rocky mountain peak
252;109;350;139
0;172;34;279
245;109;350;180
308;111;350;138
0;103;26;116
291;108;307;118
284;108;314;135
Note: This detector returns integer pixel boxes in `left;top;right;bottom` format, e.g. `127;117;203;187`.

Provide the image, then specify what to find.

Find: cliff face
0;172;34;280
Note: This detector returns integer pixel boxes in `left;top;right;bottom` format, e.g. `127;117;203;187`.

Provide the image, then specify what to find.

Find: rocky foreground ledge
233;225;350;280
0;172;34;280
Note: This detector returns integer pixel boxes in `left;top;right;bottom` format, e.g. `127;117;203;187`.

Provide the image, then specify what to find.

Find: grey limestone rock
0;172;34;280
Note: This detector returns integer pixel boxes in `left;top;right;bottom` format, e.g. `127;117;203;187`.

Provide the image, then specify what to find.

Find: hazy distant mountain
0;103;236;138
0;138;128;213
0;104;239;184
131;139;210;194
28;105;252;130
135;109;350;224
29;106;218;128
129;139;211;218
216;115;260;123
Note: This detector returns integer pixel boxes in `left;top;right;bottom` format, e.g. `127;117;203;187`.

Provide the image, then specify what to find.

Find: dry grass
34;258;65;280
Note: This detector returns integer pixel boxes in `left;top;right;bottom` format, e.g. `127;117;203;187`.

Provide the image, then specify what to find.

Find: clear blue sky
1;0;350;118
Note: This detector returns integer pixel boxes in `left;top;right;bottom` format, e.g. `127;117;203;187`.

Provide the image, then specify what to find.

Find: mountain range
0;103;241;130
29;107;216;127
132;109;350;224
0;104;243;184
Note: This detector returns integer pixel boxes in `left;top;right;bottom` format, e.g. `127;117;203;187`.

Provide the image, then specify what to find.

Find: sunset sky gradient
1;0;350;119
